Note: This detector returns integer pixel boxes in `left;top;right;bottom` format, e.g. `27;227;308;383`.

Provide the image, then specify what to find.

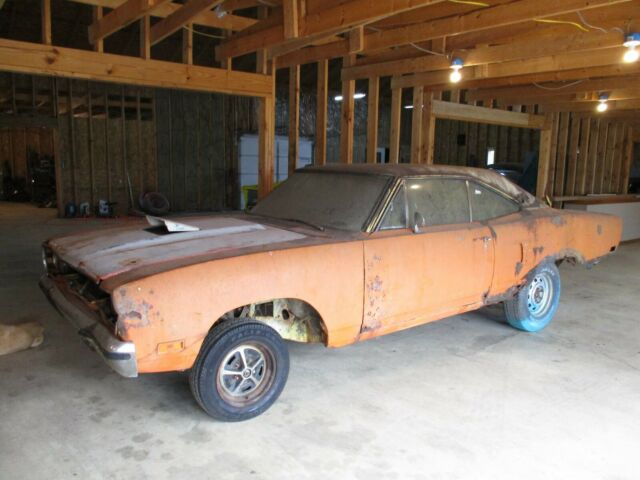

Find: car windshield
250;171;391;232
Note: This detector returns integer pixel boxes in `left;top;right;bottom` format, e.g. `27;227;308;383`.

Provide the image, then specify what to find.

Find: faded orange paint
103;205;622;375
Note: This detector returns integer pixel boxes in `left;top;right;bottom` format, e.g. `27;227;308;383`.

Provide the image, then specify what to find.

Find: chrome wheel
527;272;553;318
216;343;275;407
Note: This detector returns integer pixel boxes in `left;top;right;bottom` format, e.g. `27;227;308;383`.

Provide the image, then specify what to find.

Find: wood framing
315;59;328;166
0;38;273;97
389;84;402;164
411;86;423;164
339;55;355;164
288;65;300;175
282;0;299;39
258;60;276;198
366;76;379;164
430;100;547;129
421;91;436;165
150;0;222;46
41;0;52;45
536;114;554;199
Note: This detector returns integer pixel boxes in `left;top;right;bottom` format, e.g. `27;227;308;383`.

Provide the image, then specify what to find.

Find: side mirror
412;211;425;233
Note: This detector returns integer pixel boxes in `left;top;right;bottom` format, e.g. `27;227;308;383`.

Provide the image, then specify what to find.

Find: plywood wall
544;113;634;199
0;127;55;181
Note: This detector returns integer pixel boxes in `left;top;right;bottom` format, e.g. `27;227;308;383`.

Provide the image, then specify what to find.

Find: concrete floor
1;201;638;480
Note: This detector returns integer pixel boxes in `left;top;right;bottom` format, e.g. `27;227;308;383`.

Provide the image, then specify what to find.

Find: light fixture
404;105;414;109
214;4;227;18
623;33;640;63
333;93;366;102
449;58;464;83
596;94;609;113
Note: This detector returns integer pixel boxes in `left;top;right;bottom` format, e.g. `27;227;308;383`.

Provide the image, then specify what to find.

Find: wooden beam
88;0;172;45
392;47;630;89
536;115;554;199
340;55;355;164
411;86;423;163
342;31;623;81
258;60;276;198
315;59;328;166
93;7;104;52
422;91;435;164
150;0;221;46
430;100;547;129
539;98;640;113
140;15;151;59
389;83;402;164
288;65;300;175
182;23;193;64
41;0;52;45
216;0;442;59
73;0;255;31
349;26;364;54
0;38;273;97
366;76;379;164
283;0;299;39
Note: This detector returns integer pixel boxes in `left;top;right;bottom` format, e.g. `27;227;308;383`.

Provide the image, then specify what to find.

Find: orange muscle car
40;164;622;421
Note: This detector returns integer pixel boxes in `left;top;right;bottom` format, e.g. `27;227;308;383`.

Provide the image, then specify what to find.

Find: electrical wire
183;25;225;40
409;42;447;57
533;80;584;90
447;0;489;6
533;18;589;32
576;10;625;34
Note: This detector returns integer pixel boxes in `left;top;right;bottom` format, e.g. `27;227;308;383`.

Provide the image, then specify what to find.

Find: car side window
406;178;470;228
379;186;407;230
468;182;520;221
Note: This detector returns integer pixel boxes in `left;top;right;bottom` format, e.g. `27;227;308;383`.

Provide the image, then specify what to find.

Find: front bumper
39;275;138;378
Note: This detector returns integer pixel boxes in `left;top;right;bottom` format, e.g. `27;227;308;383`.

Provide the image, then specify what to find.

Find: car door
361;177;494;336
466;180;531;298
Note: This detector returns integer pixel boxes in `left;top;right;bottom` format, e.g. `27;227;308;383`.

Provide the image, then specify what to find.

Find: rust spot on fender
533;246;544;256
597;224;603;235
515;261;523;276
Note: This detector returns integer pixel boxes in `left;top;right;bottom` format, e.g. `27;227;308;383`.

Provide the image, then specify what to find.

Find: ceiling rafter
150;0;223;46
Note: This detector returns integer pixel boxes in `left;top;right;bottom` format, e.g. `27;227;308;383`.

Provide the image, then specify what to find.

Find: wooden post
288;65;300;175
411;86;423;163
183;24;193;65
258;61;275;199
340;55;356;164
140;16;151;59
93;7;104;53
315;59;328;166
536;114;554;200
389;83;402;164
422;91;436;164
41;0;52;45
621;125;634;194
366;76;379;164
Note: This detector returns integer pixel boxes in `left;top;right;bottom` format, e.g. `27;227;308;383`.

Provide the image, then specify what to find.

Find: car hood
47;215;309;283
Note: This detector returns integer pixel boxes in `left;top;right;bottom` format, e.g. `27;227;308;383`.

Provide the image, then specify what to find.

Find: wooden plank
41;0;52;45
366;76;379;164
540;98;640;113
593;120;609;193
150;0;222;46
93;7;105;53
288;65;300;175
410;86;423;164
349;26;364;54
602;120;617;193
315;59;328;166
182;24;193;64
620;125;633;193
0;38;273;98
339;55;355;164
553;112;570;197
545;113;560;197
536;116;553;199
88;0;172;44
564;113;581;196
389;84;402;164
258;60;276;198
430;100;546;129
140;15;151;59
611;123;625;193
283;0;299;39
575;117;592;195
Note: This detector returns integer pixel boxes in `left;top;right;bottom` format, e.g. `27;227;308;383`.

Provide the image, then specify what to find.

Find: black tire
189;319;289;421
504;262;561;332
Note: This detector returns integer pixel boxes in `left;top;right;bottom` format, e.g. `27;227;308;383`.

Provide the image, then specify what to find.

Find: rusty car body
40;164;622;420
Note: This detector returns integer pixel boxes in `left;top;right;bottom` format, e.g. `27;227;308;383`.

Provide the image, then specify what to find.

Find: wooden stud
389;83;402;164
602;121;617;193
553;112;570;197
182;23;193;64
89;0;172;45
315;59;328;166
339;55;355;164
593;120;609;193
283;0;299;39
93;7;104;53
150;0;222;46
411;86;423;164
430;100;546;129
288;64;300;175
258;60;276;199
621;126;633;193
41;0;52;45
366;76;379;164
349;26;364;54
536;114;553;199
422;91;436;165
575;117;592;195
141;15;151;59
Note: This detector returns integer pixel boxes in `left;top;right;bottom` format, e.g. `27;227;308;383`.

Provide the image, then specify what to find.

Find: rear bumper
39;275;138;378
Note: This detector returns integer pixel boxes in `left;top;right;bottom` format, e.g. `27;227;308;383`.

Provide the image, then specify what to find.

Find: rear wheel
504;262;561;332
190;320;289;421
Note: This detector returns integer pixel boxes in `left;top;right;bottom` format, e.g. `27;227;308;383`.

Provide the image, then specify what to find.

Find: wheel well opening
216;298;327;345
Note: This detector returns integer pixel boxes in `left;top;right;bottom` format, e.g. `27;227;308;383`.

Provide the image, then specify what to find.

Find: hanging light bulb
596;94;609;113
623;33;640;63
449;58;464;83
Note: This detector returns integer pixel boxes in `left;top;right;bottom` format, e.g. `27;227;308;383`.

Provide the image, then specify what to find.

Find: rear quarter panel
111;241;364;373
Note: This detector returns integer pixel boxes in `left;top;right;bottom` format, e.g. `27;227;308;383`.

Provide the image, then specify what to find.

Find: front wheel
190;320;289;421
504;262;561;332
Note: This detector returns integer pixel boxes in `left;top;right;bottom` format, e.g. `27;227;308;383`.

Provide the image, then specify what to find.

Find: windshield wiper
277;217;326;232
